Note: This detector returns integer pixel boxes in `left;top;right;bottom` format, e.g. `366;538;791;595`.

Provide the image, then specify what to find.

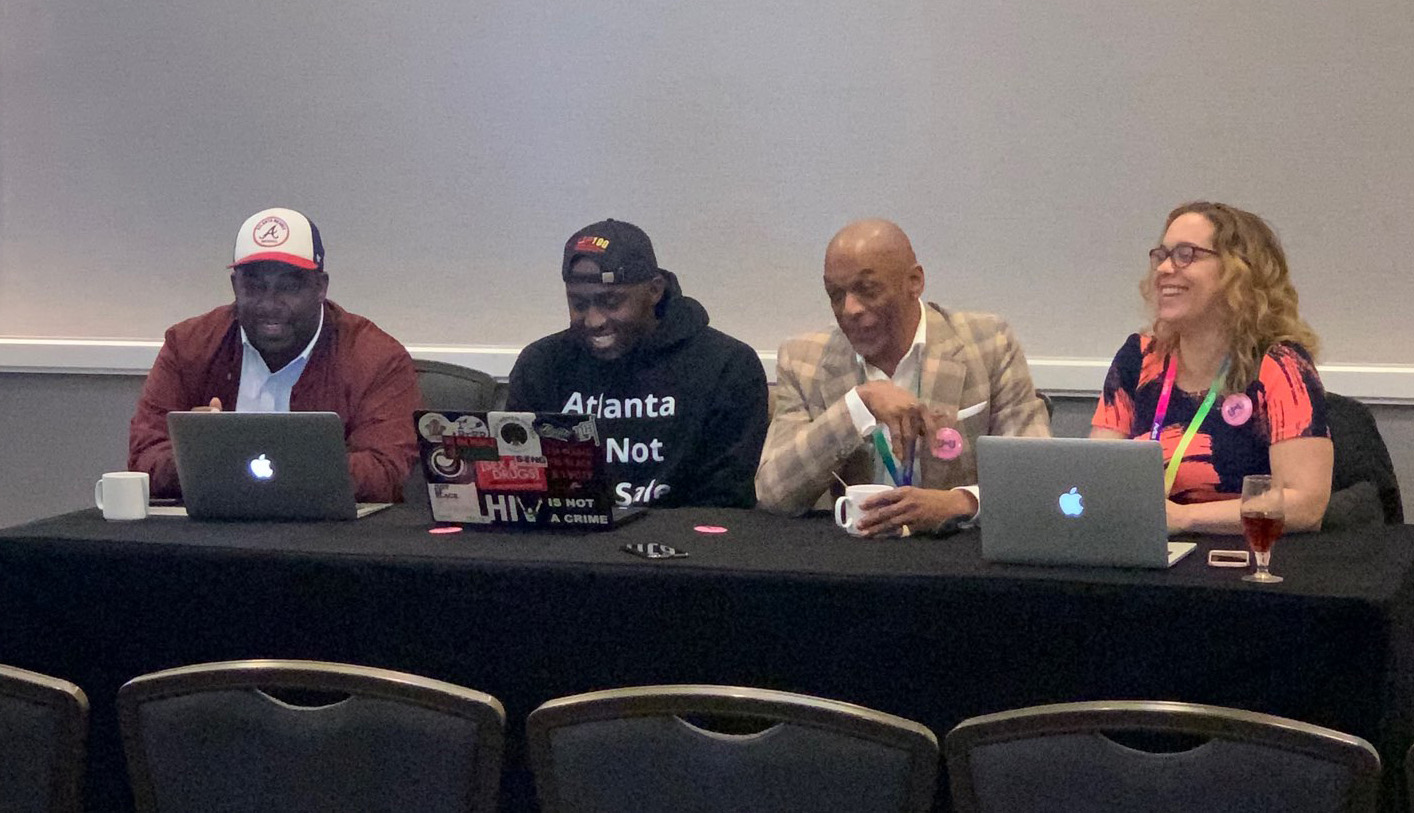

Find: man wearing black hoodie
507;219;769;508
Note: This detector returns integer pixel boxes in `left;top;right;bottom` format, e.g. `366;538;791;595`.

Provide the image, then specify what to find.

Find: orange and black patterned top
1091;333;1328;504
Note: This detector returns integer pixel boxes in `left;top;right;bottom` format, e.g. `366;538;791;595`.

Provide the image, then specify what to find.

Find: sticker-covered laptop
414;410;645;529
976;436;1196;569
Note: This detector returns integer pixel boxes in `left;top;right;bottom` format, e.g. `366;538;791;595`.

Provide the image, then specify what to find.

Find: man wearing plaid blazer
756;219;1050;534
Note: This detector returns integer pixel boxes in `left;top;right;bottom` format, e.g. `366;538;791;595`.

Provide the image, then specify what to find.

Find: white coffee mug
94;471;150;521
833;484;892;536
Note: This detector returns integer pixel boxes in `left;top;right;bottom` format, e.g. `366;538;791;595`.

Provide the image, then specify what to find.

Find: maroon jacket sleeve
128;309;242;498
291;304;422;503
342;334;421;503
127;330;189;498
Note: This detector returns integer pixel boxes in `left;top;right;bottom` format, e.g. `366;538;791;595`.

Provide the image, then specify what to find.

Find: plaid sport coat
755;303;1051;515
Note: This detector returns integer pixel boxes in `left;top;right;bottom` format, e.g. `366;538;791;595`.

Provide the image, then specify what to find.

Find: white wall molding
0;338;165;376
1021;356;1414;405
4;338;1413;405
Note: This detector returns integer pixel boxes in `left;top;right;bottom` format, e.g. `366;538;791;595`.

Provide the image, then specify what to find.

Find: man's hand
855;381;947;464
192;397;223;413
856;486;977;537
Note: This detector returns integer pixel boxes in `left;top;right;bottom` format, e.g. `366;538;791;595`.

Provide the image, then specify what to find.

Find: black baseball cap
562;219;663;284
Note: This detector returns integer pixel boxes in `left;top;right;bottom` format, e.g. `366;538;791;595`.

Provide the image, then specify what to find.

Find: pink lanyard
1151;355;1229;495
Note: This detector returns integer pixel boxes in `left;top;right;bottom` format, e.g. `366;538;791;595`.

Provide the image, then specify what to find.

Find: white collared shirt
235;307;324;413
842;300;980;515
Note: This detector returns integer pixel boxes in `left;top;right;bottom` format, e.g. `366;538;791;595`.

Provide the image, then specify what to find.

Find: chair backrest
1404;741;1414;813
1325;392;1403;524
945;700;1380;813
0;664;88;813
1035;390;1055;419
118;659;505;813
413;359;506;412
527;684;938;813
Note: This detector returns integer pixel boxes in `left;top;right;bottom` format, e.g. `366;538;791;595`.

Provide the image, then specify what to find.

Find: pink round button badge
1222;393;1253;426
932;427;964;460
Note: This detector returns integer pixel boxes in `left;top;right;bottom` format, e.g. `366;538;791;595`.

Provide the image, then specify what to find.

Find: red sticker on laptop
474;458;548;491
932;427;964;460
440;434;500;462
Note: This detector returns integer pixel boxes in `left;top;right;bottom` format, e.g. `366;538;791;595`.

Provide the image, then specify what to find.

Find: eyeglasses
1149;242;1219;271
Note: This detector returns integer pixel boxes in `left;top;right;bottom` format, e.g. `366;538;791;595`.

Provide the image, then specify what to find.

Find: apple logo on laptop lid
1059;487;1084;518
248;454;275;481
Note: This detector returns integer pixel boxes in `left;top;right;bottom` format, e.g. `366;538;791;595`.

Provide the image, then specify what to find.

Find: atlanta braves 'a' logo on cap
230;207;324;271
252;216;290;247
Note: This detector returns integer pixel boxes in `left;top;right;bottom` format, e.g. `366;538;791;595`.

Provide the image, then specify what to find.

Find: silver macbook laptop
168;411;390;521
976;436;1196;569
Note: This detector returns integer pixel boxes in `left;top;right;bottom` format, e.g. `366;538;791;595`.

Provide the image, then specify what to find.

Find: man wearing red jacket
128;207;420;502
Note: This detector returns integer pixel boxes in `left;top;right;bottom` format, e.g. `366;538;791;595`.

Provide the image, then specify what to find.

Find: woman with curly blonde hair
1091;202;1332;534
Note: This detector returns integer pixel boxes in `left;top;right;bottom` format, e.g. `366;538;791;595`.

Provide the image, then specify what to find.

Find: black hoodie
507;272;768;508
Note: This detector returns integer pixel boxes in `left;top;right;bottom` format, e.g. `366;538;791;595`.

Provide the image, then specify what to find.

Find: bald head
825;219;920;274
822;219;925;375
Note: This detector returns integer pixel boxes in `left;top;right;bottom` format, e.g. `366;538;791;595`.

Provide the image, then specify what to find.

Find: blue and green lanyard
870;365;923;488
872;430;913;487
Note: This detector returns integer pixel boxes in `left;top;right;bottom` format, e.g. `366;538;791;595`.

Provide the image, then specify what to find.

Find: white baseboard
3;338;1413;404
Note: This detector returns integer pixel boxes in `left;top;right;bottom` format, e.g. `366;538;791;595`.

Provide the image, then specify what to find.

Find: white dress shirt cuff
934;484;980;534
953;484;980;521
844;386;878;438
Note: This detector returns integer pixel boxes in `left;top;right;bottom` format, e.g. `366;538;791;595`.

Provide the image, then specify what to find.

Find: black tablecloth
2;505;1412;811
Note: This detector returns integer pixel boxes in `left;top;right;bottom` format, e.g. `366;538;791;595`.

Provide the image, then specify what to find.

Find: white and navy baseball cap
229;207;325;271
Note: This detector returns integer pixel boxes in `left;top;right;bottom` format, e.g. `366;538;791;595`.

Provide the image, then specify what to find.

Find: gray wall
1;373;141;528
1;371;1409;529
3;0;1413;374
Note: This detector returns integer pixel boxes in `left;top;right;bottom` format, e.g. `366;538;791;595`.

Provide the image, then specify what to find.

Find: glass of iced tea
1240;474;1285;584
